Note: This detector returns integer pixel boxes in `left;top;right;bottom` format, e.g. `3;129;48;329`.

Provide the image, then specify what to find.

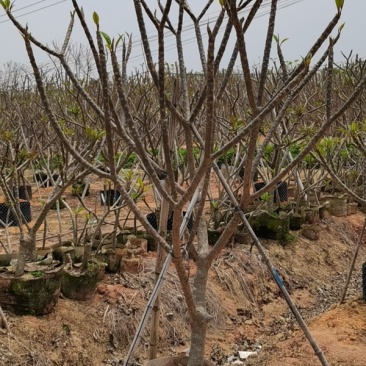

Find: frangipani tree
0;66;93;275
3;0;366;365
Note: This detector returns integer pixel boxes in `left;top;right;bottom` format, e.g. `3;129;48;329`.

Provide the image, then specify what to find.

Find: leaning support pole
211;163;330;366
123;188;201;366
238;212;330;366
340;217;366;304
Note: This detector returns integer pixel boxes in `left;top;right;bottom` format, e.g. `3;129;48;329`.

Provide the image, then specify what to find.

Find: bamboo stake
340;217;366;304
239;213;330;366
149;78;180;359
149;180;169;360
123;188;200;366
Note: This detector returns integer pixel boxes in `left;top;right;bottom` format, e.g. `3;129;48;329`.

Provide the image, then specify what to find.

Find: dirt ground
1;180;366;366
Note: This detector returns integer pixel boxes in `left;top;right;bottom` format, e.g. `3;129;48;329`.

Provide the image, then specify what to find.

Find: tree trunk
188;218;211;366
15;235;35;277
82;242;92;270
188;319;208;366
188;258;210;366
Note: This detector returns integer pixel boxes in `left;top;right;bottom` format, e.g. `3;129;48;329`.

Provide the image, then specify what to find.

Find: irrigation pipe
339;217;366;304
123;188;201;366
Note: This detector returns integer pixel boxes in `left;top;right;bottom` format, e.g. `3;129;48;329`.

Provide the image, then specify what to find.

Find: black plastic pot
146;211;194;232
35;172;60;188
254;181;266;200
274;181;288;203
207;229;221;246
254;181;266;191
100;189;121;206
254;181;288;203
50;199;67;210
239;167;259;181
14;185;32;200
0;201;32;227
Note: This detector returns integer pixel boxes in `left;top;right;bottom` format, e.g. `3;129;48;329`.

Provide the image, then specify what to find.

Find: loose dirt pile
0;212;366;366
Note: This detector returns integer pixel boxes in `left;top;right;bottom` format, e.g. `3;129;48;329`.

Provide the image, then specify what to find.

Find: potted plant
0;168;65;315
0;139;89;314
61;243;104;301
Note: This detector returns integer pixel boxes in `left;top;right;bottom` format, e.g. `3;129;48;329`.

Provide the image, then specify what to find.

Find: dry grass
100;253;262;358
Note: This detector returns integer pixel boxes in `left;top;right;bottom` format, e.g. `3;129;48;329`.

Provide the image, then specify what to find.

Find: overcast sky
0;0;365;74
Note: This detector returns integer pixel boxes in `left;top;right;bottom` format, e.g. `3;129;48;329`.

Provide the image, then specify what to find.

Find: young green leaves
0;0;14;13
92;11;99;26
273;34;289;47
93;11;123;51
0;0;12;11
303;52;312;68
101;32;124;51
100;32;112;48
85;126;106;142
335;0;344;12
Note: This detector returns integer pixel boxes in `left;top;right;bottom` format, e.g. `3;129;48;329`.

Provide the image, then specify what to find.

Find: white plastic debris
238;351;257;360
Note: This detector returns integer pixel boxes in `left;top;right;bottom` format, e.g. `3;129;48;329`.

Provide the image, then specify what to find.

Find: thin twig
0;305;10;333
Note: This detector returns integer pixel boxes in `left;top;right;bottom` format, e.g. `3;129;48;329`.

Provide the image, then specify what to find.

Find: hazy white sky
0;0;365;74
